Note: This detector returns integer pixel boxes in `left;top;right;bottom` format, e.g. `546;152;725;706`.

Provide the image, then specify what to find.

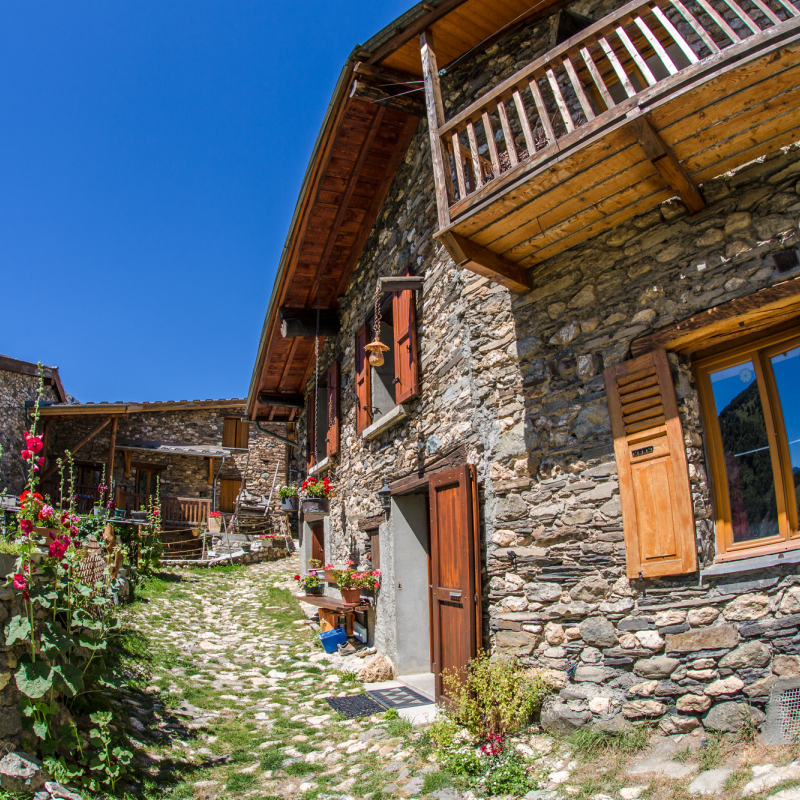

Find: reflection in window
709;361;778;542
771;345;800;524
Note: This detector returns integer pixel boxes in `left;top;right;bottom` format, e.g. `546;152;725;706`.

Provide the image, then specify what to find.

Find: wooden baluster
633;15;679;74
481;109;502;176
528;76;557;144
466;121;484;187
668;0;722;51
496;99;519;166
694;0;743;40
599;36;638;97
512;88;537;154
615;25;658;84
649;4;701;62
452;131;468;198
772;0;800;17
719;0;762;32
562;56;596;121
748;0;782;25
580;46;617;111
545;68;576;131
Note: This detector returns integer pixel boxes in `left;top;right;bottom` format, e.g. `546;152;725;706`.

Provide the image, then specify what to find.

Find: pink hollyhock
12;574;26;591
19;520;33;535
25;435;43;454
37;457;44;466
20;449;31;460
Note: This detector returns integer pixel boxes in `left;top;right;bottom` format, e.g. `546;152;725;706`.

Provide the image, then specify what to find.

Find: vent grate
777;686;800;743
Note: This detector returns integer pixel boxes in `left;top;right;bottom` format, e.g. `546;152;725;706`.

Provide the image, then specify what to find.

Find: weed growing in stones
565;725;652;759
697;732;728;771
386;716;413;739
422;768;455;793
284;761;317;776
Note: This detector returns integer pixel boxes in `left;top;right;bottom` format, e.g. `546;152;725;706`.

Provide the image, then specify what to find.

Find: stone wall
292;0;800;732
46;408;288;513
0;371;60;496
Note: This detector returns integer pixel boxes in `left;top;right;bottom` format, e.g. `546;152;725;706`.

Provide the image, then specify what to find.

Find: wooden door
428;464;481;703
311;523;325;566
219;478;241;513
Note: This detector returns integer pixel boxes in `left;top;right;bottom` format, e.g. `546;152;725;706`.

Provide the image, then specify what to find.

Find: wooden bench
301;595;369;637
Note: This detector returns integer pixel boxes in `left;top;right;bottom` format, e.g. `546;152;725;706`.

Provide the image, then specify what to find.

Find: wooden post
107;417;118;497
124;450;132;479
208;457;215;486
420;29;452;230
41;419;50;475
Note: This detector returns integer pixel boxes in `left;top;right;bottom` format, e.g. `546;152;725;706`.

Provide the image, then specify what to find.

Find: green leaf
32;718;49;740
39;621;74;656
6;615;31;647
53;663;83;698
15;660;54;699
112;747;132;765
77;584;92;597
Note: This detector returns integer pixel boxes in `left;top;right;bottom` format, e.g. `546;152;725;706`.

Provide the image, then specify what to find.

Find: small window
222;418;249;449
696;328;800;560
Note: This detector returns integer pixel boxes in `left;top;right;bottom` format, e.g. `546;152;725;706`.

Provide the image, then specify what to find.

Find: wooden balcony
117;491;210;529
421;0;800;292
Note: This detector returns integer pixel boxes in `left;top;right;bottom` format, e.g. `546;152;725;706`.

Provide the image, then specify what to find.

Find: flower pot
305;585;324;596
240;542;252;553
113;509;126;520
340;587;361;605
301;498;329;519
324;568;338;583
208;516;223;534
33;527;58;554
281;496;299;512
92;508;107;518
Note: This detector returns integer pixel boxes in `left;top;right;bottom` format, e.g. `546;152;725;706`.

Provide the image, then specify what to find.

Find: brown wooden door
219;478;241;513
428;464;481;703
311;523;325;566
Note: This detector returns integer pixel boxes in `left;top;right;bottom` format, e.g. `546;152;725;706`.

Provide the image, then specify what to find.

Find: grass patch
260;748;284;770
696;732;727;771
565;725;651;760
422;768;455;794
386;717;413;739
225;771;257;792
285;761;317;776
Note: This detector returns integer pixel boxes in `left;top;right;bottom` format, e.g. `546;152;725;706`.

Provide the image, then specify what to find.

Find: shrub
481;749;533;796
442;651;552;739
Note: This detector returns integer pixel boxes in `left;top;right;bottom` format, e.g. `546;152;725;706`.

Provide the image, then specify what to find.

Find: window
355;287;419;434
696;328;800;560
222;418;249;449
135;467;159;496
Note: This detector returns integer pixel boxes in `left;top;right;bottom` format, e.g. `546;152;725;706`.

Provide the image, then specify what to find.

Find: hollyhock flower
37;457;44;466
12;574;26;591
20;449;31;460
19;520;33;535
25;435;43;454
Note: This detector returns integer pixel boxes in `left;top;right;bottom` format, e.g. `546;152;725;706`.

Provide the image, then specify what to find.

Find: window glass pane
771;345;800;523
709;360;779;542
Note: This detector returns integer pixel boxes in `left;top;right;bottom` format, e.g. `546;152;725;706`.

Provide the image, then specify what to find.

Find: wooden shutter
235;420;249;449
326;361;340;457
219;478;240;513
355;323;371;434
393;288;419;403
306;391;316;471
311;524;325;566
604;349;697;578
222;418;237;447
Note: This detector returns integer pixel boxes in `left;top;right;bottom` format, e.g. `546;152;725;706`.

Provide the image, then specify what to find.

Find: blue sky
0;1;408;403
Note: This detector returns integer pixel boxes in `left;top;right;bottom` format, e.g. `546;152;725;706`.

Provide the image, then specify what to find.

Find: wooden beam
279;308;340;338
106;417;118;490
41;416;112;481
627;114;705;213
420;29;452;230
377;276;425;293
208;457;215;486
124;450;132;479
349;79;425;117
41;419;50;475
257;393;305;409
389;444;468;495
632;275;800;357
439;231;531;293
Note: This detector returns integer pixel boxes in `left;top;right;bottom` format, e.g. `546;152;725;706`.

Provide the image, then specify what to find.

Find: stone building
0;355;67;496
247;0;800;734
37;399;289;526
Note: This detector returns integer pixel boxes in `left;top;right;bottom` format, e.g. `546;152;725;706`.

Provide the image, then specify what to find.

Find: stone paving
118;554;441;800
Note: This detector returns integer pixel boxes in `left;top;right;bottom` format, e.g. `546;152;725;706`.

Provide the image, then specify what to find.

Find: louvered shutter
355;323;371;434
326;361;340;457
393;288;419;403
306;391;316;471
603;349;697;578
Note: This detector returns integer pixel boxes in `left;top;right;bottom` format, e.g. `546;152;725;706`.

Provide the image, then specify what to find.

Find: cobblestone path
118;556;441;800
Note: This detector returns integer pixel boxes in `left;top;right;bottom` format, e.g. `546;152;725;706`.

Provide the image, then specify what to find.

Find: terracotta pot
33;527;58;554
340;587;361;605
301;498;329;518
324;568;338;583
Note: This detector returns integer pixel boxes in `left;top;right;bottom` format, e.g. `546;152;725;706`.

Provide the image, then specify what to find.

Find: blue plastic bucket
319;626;348;654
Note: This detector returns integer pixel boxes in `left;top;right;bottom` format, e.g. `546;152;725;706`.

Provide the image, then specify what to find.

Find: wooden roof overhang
247;0;569;421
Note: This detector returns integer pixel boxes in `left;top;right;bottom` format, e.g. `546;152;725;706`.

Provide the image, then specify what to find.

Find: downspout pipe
212;455;226;511
256;422;296;449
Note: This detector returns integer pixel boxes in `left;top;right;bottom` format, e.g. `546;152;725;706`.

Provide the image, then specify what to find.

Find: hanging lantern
366;337;390;367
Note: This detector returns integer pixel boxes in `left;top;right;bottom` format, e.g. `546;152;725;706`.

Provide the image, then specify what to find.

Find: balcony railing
117;491;210;528
433;0;800;218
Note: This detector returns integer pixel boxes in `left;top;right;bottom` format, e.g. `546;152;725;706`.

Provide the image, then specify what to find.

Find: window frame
695;327;800;561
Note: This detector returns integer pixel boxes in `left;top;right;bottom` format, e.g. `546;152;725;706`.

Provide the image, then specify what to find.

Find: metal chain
313;271;321;467
373;286;382;340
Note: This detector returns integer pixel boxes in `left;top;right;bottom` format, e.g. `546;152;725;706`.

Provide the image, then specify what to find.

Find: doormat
325;694;386;719
367;686;432;709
